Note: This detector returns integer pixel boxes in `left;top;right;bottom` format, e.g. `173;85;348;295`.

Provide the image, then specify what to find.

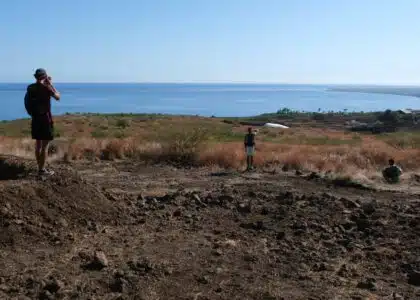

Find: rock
173;209;182;217
237;202;251;214
84;251;109;270
197;275;210;284
39;290;54;300
248;191;257;197
312;262;335;272
87;221;99;232
243;254;258;262
127;258;154;274
276;231;286;240
355;218;371;231
356;278;377;291
110;277;128;293
219;195;234;203
362;202;376;215
14;219;24;225
193;194;207;207
212;249;223;256
295;170;303;176
392;292;404;300
407;270;420;286
43;279;64;293
340;198;361;209
292;221;307;231
0;284;9;292
221;239;237;248
94;251;109;267
58;218;68;228
261;207;270;215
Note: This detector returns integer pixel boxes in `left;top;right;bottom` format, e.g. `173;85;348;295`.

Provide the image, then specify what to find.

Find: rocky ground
0;156;419;300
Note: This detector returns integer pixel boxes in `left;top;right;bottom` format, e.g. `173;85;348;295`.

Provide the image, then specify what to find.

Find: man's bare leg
35;140;42;171
39;140;50;171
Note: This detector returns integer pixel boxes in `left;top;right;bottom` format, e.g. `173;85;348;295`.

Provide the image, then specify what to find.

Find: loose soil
0;156;419;300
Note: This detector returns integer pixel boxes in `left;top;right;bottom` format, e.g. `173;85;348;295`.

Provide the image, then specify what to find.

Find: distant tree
377;109;400;125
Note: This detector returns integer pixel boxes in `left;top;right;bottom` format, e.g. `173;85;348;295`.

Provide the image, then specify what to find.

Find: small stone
197;275;210;284
110;277;127;293
261;207;269;215
193;194;207;207
356;278;377;291
340;198;361;209
243;254;257;262
39;290;54;300
44;279;64;293
58;218;68;228
84;251;108;270
237;202;251;213
408;270;420;286
276;231;286;240
362;202;376;215
392;292;404;300
212;249;223;256
0;284;9;292
222;239;238;248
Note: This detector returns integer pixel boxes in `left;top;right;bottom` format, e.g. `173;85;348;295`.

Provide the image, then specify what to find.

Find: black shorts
31;114;54;141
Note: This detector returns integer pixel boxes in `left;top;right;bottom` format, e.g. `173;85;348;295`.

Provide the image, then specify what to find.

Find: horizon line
2;81;420;86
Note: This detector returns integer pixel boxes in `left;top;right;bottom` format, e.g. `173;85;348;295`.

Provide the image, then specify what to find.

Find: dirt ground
0;156;419;300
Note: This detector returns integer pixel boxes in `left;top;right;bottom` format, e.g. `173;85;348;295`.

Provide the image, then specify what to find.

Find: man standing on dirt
25;68;61;176
244;127;256;171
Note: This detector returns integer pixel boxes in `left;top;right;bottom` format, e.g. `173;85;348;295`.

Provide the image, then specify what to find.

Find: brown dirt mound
0;160;131;249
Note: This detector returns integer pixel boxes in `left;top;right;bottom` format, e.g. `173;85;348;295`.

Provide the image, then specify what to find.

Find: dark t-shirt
244;133;255;146
26;83;53;115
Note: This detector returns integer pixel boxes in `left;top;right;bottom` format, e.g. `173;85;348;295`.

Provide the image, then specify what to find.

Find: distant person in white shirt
382;158;403;183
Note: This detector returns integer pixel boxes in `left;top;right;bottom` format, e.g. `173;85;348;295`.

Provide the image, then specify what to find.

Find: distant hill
328;85;420;98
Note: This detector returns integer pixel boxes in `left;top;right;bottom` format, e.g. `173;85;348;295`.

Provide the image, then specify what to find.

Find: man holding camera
25;68;61;176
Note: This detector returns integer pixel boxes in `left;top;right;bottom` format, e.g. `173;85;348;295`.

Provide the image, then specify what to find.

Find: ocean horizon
1;83;419;121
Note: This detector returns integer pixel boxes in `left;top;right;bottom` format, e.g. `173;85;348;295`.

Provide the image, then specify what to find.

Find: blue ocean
0;83;419;121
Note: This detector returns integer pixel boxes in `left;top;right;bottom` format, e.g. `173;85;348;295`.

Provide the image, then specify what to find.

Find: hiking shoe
38;168;55;176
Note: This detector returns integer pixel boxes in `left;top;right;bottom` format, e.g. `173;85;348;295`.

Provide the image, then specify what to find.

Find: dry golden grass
1;115;420;181
2;129;420;176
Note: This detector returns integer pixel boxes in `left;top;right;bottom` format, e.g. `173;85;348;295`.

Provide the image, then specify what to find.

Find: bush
377;109;400;125
116;119;130;128
312;113;325;121
161;128;209;165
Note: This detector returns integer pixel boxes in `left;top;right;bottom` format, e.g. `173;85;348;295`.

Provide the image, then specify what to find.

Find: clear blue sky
1;0;419;84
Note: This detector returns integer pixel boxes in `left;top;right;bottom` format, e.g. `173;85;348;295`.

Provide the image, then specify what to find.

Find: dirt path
0;159;419;299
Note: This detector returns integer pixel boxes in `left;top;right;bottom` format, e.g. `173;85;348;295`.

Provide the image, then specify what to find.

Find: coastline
329;86;420;98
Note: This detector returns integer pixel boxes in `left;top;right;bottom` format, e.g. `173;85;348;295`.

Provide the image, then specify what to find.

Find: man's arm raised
45;77;61;101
